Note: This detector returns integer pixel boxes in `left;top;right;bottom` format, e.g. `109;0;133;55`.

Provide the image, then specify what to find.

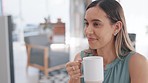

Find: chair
24;34;69;77
128;33;136;48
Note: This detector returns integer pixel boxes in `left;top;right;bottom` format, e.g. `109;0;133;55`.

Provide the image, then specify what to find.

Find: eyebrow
84;19;102;22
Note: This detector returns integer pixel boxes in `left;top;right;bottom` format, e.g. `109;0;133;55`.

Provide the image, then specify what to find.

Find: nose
85;26;94;34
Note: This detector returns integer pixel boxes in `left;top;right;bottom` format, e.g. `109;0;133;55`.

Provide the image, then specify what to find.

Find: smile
88;38;98;41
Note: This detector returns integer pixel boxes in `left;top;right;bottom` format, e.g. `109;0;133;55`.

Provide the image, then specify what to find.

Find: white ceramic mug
82;56;104;83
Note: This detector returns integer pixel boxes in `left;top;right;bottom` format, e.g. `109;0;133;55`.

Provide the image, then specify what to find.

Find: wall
120;0;148;56
0;0;2;15
0;16;11;83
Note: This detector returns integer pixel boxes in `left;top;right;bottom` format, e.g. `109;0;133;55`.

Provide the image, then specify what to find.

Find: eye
93;22;100;27
84;22;89;27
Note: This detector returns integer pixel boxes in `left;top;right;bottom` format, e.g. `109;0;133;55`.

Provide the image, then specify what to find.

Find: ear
113;21;122;36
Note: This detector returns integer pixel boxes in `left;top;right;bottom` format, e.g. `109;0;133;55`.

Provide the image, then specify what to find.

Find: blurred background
0;0;148;83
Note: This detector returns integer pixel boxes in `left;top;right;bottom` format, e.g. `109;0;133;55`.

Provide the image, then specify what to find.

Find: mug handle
80;61;84;78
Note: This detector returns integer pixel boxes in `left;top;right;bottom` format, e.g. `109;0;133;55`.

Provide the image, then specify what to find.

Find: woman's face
84;7;115;49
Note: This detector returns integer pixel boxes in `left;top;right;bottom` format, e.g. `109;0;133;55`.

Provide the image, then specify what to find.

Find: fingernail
77;60;82;62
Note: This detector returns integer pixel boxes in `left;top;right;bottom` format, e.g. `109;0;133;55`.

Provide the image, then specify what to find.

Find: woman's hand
66;60;82;79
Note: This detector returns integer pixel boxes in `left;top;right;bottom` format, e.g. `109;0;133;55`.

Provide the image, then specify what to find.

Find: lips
88;37;97;41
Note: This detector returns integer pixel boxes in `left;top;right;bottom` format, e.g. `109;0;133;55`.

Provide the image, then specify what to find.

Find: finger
70;66;79;72
66;62;81;76
73;69;81;74
66;67;71;72
65;62;72;67
76;60;82;68
71;62;80;67
66;67;76;76
74;65;79;70
66;66;74;73
66;66;80;75
68;67;76;74
78;60;82;63
71;73;81;79
69;69;81;76
66;62;81;69
72;66;75;71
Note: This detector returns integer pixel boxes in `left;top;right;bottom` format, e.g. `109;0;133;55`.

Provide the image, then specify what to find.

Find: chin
89;45;97;49
88;41;99;48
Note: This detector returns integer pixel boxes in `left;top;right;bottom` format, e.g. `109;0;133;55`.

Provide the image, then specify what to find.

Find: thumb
76;60;82;68
78;60;82;63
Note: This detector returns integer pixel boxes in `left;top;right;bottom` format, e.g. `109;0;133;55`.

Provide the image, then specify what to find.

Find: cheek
84;28;87;34
102;32;113;43
95;30;113;43
94;30;101;39
83;28;88;36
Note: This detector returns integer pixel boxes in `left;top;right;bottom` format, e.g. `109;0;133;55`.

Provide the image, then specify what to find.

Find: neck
96;42;117;66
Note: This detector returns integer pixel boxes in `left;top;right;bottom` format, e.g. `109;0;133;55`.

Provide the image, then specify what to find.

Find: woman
66;0;148;83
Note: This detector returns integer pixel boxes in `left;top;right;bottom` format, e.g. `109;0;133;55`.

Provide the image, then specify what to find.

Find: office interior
0;0;148;83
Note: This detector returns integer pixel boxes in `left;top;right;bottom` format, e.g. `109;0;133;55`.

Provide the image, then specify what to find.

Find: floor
13;42;39;83
13;35;148;83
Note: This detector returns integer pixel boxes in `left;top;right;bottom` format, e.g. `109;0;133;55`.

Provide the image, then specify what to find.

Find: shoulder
74;49;93;61
129;52;148;67
129;52;148;83
129;51;147;61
